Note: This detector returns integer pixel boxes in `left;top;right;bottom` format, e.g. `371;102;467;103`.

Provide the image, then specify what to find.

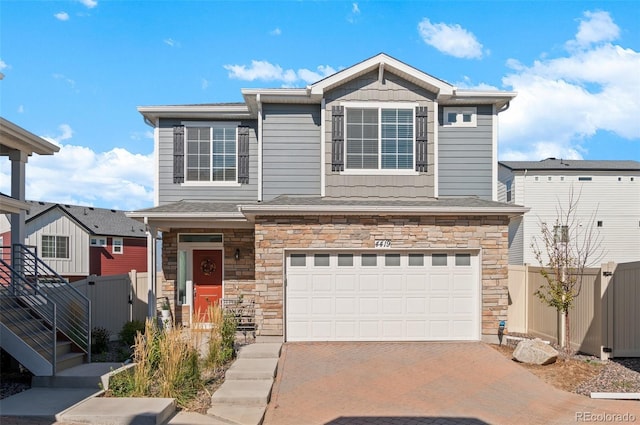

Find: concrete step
211;379;274;406
207;404;266;425
237;343;281;359
33;362;123;389
225;357;279;381
61;396;175;425
167;411;237;425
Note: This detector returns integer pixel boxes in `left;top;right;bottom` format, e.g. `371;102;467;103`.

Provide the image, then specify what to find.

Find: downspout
257;93;263;202
144;216;156;319
320;98;326;197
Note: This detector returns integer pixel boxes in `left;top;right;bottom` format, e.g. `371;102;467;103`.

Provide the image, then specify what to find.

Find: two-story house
130;53;527;344
1;201;148;281
498;159;640;266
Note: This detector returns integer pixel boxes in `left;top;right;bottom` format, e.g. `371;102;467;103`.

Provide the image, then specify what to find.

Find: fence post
600;261;615;360
129;269;137;322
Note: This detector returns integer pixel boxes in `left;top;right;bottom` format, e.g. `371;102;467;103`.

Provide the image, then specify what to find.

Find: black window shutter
237;126;250;184
415;107;428;172
173;125;185;183
331;106;344;172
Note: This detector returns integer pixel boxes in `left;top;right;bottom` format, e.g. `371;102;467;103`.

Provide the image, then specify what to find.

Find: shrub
119;320;145;347
92;327;111;354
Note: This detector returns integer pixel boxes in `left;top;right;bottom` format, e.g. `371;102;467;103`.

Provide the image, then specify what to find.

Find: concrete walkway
0;338;282;425
263;342;640;425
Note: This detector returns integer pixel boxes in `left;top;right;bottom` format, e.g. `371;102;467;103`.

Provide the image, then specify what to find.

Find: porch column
145;218;158;319
9;149;27;247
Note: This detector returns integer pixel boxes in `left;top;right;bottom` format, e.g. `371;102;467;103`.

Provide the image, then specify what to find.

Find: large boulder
513;338;558;365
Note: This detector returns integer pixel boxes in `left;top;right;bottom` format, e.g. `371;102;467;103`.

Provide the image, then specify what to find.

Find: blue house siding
438;105;493;200
157;118;258;205
262;104;321;201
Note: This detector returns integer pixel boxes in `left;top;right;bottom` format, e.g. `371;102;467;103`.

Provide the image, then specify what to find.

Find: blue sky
1;0;639;210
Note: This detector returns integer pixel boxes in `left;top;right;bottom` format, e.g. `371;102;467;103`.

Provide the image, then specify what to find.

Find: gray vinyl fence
71;270;148;340
508;261;640;359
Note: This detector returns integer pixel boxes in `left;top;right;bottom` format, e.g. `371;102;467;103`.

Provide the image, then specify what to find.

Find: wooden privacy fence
508;261;640;359
71;270;148;340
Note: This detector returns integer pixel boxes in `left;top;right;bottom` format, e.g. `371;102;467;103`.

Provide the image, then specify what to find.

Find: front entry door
193;249;223;320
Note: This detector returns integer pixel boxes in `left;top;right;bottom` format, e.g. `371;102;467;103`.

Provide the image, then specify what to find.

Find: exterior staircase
0;244;90;377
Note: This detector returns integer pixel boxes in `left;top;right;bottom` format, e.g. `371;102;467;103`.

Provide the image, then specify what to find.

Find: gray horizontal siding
157;118;258;205
438;105;493;199
262;104;321;200
324;70;436;199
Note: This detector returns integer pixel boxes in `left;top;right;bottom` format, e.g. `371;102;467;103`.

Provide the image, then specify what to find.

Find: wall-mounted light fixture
234;248;240;261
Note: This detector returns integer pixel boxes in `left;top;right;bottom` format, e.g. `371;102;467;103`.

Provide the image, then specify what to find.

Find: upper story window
90;237;107;247
42;235;69;259
185;125;237;182
345;105;414;171
112;237;123;254
506;180;512;202
443;107;477;128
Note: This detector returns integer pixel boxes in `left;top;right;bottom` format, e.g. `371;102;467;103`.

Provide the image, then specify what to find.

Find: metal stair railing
11;244;91;361
0;257;57;369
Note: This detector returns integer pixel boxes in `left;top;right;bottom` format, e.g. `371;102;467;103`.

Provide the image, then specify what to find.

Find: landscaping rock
513;338;558;365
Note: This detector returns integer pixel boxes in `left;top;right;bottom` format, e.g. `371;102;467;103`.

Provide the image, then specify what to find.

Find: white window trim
342;101;419;175
112;237;124;255
90;237;107;247
182;121;240;185
443;106;477;127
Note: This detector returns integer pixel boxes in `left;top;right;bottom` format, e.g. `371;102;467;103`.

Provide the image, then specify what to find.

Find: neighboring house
130;53;527;344
498;159;640;265
0;201;148;281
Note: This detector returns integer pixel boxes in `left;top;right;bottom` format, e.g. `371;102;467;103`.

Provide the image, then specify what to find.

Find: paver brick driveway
263;342;640;425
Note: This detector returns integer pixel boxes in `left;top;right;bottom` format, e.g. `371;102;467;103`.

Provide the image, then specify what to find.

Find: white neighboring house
498;158;640;265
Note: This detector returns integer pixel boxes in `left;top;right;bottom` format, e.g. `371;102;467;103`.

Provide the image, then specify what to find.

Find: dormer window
443;107;477;128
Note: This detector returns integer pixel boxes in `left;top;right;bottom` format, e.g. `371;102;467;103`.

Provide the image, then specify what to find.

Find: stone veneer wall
162;228;255;325
254;215;510;340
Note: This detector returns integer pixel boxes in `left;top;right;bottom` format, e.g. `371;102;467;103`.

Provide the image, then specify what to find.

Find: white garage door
285;251;480;342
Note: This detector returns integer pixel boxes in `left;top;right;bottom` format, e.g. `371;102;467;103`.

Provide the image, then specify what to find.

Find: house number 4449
375;239;391;248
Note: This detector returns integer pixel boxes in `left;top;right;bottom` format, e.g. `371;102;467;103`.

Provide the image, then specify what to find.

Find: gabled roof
25;201;147;238
499;159;640;172
0;117;59;157
138;53;517;123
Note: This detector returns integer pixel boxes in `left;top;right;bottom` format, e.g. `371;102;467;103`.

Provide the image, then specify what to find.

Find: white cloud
0;129;154;210
0;59;9;70
78;0;97;9
224;60;336;85
269;28;281;36
417;18;483;59
17;105;24;113
569;10;619;50
54;12;69;21
347;2;361;23
201;78;209;90
53;73;77;90
352;3;360;14
499;10;639;160
164;38;180;48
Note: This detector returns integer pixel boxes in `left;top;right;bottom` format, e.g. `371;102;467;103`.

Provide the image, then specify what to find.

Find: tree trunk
565;310;571;356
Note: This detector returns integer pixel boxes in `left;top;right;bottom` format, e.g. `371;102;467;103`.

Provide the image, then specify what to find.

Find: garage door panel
430;275;451;291
406;275;427;291
406;297;427;314
336;275;356;291
286;251;479;341
383;298;403;314
312;297;332;314
359;298;379;314
312;275;332;291
335;297;356;314
383;275;403;291
359;275;379;291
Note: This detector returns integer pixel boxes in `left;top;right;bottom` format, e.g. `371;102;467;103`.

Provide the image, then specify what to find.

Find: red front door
193;249;223;321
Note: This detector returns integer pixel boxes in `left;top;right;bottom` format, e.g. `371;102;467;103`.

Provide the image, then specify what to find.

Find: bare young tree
531;187;605;354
